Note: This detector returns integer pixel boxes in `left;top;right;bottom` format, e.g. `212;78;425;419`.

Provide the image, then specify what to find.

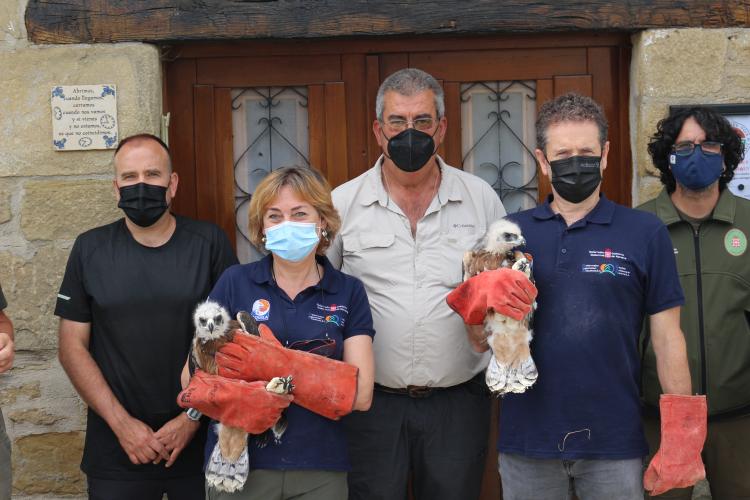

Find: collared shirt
206;254;374;471
499;195;684;459
328;156;505;388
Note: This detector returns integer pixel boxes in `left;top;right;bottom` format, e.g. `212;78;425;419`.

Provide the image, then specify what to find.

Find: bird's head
483;218;526;254
193;300;231;341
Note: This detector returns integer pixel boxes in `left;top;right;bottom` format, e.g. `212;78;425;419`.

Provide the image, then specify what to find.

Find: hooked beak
208;323;214;333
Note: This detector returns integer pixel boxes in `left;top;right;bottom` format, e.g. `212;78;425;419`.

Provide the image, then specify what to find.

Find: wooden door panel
196;55;341;86
411;48;588;81
553;74;593;96
324;81;349;188
213;88;236;247
193;85;218;223
308;84;327;175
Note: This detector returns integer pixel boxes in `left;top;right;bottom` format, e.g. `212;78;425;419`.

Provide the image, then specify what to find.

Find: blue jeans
499;453;643;500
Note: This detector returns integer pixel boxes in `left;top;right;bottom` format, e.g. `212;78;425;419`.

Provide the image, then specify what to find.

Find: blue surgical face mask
264;221;320;262
669;148;724;191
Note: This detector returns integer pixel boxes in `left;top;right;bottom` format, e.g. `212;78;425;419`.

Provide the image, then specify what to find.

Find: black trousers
344;375;490;500
87;474;205;500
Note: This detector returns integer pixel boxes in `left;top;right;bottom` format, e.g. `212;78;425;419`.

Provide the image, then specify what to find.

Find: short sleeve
210;226;239;286
54;237;92;322
0;282;6;310
342;277;375;340
644;224;685;315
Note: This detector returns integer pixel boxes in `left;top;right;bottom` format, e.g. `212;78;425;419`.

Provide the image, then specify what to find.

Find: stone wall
630;28;750;205
0;1;162;497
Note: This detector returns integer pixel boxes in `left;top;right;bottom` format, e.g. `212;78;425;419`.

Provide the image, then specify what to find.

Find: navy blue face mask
669;147;724;191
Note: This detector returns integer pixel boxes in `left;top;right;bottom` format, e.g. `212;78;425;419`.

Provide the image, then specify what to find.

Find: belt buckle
406;385;433;398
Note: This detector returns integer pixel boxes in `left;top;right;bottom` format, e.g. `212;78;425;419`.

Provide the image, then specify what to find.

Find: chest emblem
251;299;271;321
724;228;747;256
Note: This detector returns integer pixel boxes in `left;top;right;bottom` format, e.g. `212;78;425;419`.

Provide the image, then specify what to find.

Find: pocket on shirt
439;232;482;288
342;232;398;289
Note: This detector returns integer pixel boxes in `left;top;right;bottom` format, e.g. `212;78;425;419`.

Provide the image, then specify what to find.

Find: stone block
0;382;40;406
0;247;72;350
0;0;24;41
9;408;63;425
12;431;85;496
633;29;728;99
0;178;14;224
0;43;162;177
21;179;121;241
725;30;750;97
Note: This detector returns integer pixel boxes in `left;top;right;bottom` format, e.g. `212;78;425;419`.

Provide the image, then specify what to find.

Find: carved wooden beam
26;0;750;44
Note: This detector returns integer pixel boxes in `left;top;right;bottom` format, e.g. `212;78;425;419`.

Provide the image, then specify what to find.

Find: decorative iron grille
231;87;309;262
460;81;538;213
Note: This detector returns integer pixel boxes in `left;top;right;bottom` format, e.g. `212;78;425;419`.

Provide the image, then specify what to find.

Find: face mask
265;221;320;262
384;128;437;173
548;155;602;203
669;148;723;191
117;182;169;227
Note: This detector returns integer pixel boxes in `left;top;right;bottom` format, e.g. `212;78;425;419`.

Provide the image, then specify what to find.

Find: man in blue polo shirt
450;93;706;498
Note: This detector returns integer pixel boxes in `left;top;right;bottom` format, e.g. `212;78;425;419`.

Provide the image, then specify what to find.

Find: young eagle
462;218;538;395
191;301;293;493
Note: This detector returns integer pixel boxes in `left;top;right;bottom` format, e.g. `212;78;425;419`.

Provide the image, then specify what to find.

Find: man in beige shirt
328;68;535;500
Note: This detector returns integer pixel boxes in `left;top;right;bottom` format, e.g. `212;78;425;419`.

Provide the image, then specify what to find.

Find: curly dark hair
647;106;744;193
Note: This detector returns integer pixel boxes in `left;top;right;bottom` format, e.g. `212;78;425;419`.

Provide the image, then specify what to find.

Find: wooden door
164;33;631;499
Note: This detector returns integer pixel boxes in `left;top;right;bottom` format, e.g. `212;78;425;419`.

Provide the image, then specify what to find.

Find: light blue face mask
264;221;320;262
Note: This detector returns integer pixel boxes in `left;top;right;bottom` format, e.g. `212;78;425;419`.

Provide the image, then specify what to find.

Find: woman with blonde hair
191;166;374;500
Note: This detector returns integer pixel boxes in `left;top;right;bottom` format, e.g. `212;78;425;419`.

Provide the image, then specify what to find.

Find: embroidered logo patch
251;299;271;321
588;248;628;260
724;228;747;256
581;263;631;277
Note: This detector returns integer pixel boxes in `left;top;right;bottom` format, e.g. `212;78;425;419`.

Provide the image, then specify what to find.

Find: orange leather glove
644;394;707;496
446;268;537;323
177;370;291;434
216;325;358;420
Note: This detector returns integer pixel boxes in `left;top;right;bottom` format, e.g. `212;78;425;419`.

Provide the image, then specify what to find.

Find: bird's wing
236;311;259;336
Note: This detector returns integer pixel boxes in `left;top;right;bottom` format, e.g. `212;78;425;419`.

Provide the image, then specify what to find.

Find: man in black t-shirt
55;134;238;500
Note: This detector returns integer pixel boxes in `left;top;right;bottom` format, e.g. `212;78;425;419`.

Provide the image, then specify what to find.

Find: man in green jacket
639;106;750;499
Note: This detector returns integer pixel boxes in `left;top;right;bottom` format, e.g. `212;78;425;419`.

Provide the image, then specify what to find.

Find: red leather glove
216;325;359;420
446;268;537;323
644;394;707;496
177;370;291;434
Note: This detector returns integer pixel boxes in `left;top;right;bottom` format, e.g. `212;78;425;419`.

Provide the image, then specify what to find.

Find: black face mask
548;155;602;203
384;128;437;173
117;182;169;227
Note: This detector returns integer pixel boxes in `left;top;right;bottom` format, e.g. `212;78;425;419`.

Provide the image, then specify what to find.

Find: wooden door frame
165;32;631;230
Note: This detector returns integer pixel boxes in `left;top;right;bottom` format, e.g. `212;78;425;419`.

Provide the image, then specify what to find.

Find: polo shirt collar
653;188;737;226
252;254;341;294
361;155;462;208
532;194;615;225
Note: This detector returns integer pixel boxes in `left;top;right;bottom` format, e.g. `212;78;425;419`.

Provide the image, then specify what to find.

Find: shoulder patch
724;228;747;256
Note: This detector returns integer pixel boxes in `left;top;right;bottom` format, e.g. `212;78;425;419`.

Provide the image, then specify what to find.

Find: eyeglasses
672;141;722;156
384;117;436;133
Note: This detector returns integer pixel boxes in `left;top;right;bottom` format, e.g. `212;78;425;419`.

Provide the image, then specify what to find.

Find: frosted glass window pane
460;81;538;213
232;87;309;263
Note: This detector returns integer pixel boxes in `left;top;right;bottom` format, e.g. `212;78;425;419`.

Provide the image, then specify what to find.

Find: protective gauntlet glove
177;370;291;434
644;394;707;496
446;268;537;323
216;325;358;420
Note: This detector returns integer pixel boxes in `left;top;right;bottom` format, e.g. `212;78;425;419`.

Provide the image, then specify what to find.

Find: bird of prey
462;218;538;395
191;301;292;492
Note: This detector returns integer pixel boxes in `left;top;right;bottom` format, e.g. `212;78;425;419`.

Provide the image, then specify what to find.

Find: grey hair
376;68;445;121
535;93;608;153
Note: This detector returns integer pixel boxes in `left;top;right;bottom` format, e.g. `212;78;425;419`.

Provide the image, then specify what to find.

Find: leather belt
374;376;480;398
